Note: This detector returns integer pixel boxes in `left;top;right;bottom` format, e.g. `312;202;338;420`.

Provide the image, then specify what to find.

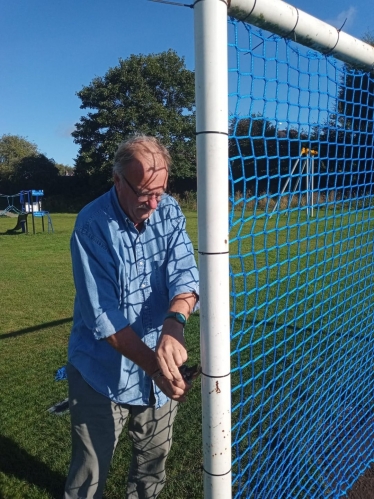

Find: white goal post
193;1;374;499
194;1;232;498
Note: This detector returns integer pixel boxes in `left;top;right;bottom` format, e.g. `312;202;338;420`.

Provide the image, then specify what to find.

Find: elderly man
64;135;199;499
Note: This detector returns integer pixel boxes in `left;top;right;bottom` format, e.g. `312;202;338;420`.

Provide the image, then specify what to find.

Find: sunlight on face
114;143;168;225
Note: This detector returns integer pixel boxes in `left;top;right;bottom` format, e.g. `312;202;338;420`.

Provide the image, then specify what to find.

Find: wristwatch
165;311;187;326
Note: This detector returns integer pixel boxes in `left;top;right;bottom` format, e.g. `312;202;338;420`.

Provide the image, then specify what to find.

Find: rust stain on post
209;381;222;394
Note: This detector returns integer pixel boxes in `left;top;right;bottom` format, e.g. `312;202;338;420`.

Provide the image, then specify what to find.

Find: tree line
1;38;373;211
230;34;374;198
0;134;73;191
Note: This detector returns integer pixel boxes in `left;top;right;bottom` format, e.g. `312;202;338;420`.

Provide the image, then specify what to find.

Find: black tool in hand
179;364;202;385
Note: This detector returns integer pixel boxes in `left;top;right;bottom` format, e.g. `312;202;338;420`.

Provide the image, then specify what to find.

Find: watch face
166;312;186;325
175;313;186;324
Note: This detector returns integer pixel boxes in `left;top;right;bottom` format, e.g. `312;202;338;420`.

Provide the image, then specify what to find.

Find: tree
73;50;196;192
55;163;75;176
12;154;60;191
229;114;307;195
0;134;39;190
324;32;374;195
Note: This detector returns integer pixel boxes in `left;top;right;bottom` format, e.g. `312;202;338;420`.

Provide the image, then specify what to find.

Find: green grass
2;205;374;498
228;205;374;496
0;212;203;499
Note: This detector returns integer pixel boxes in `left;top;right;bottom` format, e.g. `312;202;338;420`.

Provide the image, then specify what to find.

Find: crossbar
228;0;374;71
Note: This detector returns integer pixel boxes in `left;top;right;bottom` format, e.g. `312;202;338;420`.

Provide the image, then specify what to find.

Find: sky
1;0;373;167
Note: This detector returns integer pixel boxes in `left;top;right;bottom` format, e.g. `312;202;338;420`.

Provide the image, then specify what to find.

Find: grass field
228;204;374;497
2;204;374;498
0;212;203;499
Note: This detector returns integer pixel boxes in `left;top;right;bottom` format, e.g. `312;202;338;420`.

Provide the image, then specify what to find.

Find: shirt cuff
169;286;200;313
93;310;130;340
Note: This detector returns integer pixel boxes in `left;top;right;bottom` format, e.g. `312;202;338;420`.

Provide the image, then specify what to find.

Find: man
64;135;199;499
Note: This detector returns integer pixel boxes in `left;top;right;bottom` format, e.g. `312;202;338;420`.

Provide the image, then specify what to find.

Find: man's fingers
156;357;175;381
156;348;186;382
154;376;188;402
173;345;188;366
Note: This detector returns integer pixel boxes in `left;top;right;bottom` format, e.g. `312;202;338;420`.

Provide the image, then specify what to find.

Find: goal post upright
194;1;232;498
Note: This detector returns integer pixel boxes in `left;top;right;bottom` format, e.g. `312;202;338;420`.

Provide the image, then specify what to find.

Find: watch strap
165;311;187;326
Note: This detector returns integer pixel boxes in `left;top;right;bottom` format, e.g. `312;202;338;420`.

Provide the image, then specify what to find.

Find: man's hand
153;373;191;402
156;291;197;384
156;319;187;383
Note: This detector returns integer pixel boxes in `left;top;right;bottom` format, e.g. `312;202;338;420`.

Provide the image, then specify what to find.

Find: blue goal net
228;18;374;498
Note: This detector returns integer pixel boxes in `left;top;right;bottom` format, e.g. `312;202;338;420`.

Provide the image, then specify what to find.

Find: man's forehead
127;149;168;181
132;144;166;167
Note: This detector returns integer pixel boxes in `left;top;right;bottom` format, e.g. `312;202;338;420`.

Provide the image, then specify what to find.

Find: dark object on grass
55;365;67;381
48;398;69;415
6;213;29;233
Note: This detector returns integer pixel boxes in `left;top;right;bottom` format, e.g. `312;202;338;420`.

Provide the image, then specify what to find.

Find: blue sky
1;0;372;167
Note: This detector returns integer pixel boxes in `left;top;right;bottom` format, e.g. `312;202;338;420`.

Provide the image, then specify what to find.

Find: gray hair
113;134;171;176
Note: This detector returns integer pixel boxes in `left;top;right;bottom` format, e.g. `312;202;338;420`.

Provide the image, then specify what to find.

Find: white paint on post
194;0;232;498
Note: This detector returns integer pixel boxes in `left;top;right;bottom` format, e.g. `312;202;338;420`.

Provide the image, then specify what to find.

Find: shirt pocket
150;258;168;297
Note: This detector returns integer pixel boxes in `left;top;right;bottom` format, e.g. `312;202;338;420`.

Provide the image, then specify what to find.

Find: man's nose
147;196;159;209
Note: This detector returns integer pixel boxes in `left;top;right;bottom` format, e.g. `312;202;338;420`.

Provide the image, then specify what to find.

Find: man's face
114;144;168;225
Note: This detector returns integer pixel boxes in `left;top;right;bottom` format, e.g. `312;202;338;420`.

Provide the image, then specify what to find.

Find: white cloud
56;124;76;138
325;6;357;32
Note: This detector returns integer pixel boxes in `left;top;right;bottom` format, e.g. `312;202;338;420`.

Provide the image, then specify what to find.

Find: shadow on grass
0;231;25;235
1;317;73;340
0;435;66;497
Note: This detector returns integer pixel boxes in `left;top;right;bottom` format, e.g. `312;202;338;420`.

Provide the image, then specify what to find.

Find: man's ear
113;173;121;188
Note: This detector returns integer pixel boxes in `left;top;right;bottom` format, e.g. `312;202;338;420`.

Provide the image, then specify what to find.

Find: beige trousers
63;363;178;499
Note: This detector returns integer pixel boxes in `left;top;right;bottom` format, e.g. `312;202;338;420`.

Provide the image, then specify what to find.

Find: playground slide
6;213;28;233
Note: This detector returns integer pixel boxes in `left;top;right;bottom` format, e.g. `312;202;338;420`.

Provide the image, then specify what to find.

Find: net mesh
228;18;374;498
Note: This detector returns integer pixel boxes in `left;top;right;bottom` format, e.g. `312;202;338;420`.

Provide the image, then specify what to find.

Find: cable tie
201;371;231;379
282;7;299;41
323;20;347;57
198;251;229;255
195;130;228;136
148;0;193;7
337;17;348;32
203;467;232;477
194;0;228;6
237;0;257;24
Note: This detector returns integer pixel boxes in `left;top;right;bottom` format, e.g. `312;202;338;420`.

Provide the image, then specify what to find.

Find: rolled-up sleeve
71;229;130;339
166;217;199;303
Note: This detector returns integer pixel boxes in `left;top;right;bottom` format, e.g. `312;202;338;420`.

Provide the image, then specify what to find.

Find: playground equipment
0;193;24;217
21;190;54;234
0;190;54;234
270;147;318;217
7;213;29;233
